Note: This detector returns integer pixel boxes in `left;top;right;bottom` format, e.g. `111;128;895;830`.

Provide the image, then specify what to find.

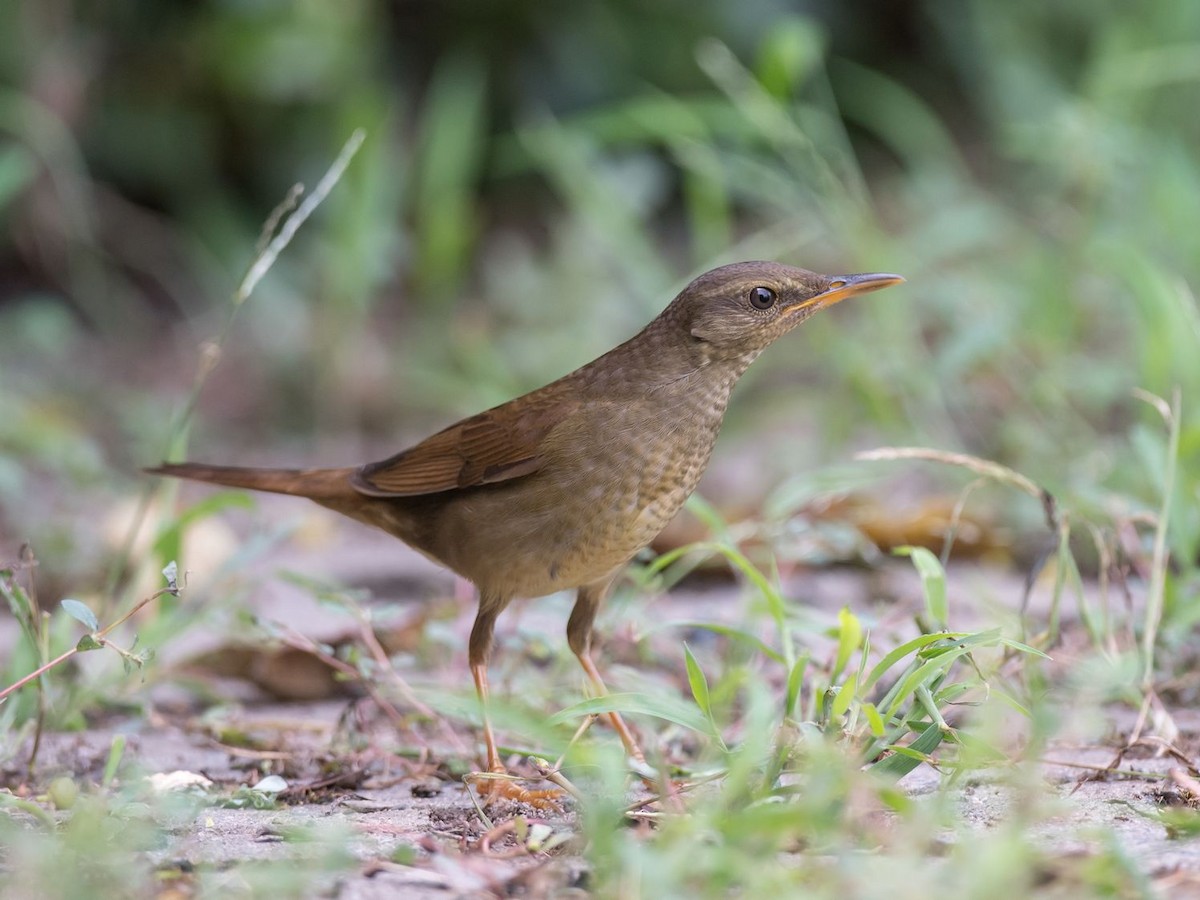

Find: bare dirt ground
4;502;1200;897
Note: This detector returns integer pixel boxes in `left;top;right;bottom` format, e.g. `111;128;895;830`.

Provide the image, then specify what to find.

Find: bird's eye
749;286;776;310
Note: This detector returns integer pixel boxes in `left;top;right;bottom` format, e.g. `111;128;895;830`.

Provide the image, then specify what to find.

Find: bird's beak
793;272;906;314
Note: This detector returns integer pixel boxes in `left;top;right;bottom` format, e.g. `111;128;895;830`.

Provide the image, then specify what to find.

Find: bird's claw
468;766;562;809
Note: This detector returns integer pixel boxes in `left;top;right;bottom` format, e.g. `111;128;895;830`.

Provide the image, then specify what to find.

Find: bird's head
672;261;904;358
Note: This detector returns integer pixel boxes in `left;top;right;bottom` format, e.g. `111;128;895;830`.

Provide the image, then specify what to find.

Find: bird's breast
499;378;732;590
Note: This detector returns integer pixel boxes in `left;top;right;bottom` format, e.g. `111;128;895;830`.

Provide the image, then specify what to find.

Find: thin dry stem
0;583;176;703
274;625;410;733
236;129;366;304
353;613;471;756
1138;387;1180;691
856;446;1057;530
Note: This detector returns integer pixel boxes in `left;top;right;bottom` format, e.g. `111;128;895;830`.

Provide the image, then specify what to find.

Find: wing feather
351;393;579;497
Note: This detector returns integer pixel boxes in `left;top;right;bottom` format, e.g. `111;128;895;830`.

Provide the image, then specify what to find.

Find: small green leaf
868;723;945;780
832;606;862;679
997;637;1052;659
830;672;858;720
785;652;809;718
884;646;972;720
61;599;99;632
683;643;711;718
391;843;418;865
862;702;885;737
75;634;103;652
895;546;948;627
862;632;969;692
103;735;127;787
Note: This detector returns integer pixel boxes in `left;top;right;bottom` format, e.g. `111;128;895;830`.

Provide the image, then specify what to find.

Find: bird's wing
350;393;580;497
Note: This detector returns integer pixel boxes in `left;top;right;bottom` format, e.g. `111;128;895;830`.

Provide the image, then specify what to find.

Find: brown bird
148;261;902;793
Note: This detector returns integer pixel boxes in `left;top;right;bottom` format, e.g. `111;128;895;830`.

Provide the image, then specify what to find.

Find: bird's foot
467;765;562;809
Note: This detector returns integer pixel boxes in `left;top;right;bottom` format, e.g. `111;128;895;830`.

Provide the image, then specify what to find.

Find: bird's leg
469;656;503;775
468;600;506;777
468;596;559;806
567;581;646;763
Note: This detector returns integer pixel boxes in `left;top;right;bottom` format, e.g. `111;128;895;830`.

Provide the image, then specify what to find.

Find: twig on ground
0;581;178;704
353;613;471;756
275;625;410;733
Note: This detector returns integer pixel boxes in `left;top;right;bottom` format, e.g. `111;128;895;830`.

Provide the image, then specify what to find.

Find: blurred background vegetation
1;0;1199;592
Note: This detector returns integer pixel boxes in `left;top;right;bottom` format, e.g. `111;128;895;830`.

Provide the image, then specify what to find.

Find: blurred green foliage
0;0;1197;585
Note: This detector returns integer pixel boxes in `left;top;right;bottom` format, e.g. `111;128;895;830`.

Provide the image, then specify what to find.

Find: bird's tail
146;462;358;501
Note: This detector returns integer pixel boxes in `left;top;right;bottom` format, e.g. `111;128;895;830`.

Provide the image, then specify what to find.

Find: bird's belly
429;431;713;598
